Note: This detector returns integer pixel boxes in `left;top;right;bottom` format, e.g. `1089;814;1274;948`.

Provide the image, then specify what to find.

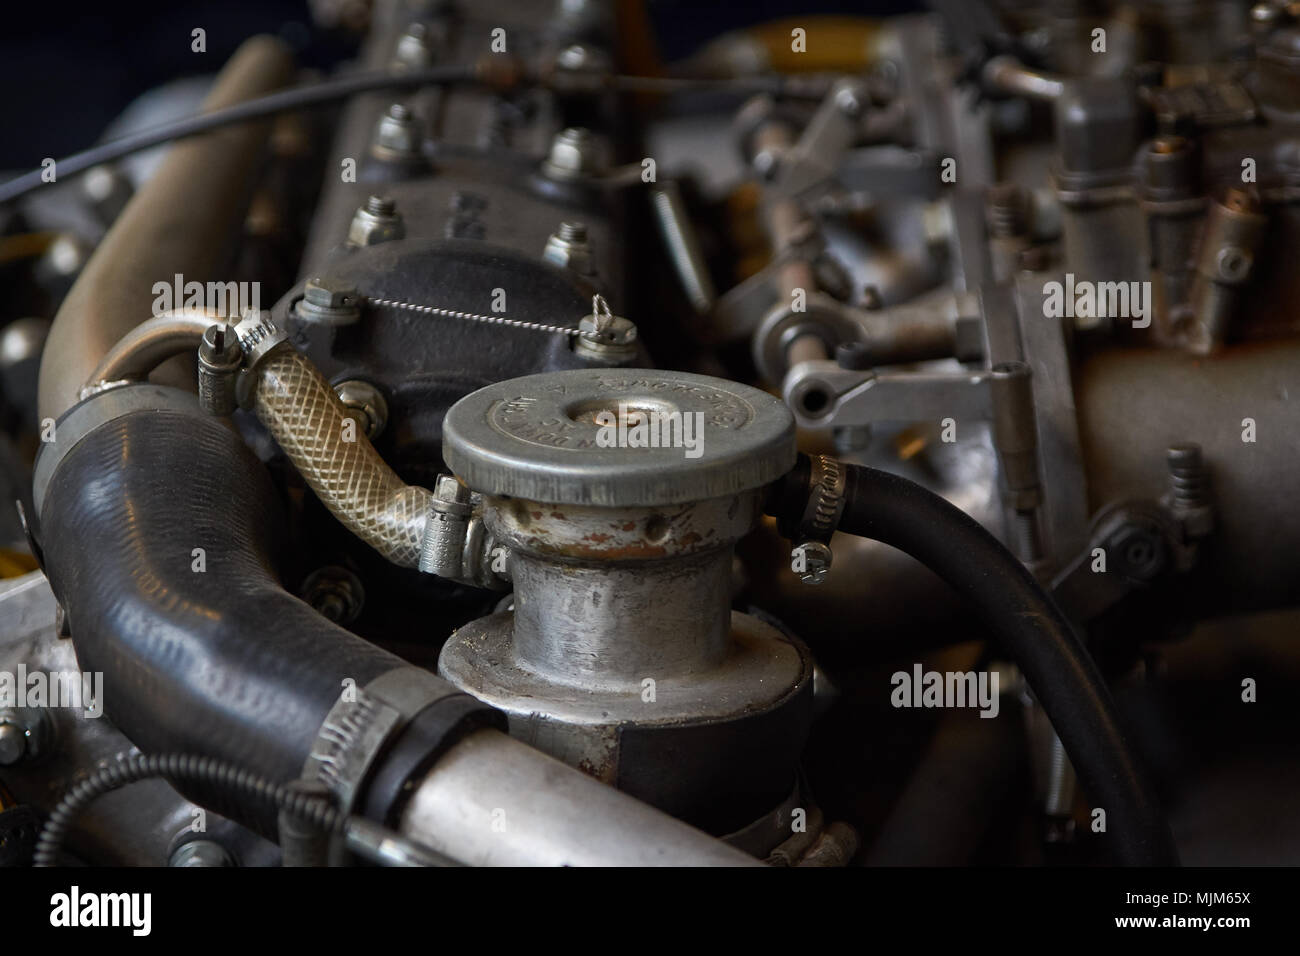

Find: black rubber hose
38;405;408;831
767;456;1178;866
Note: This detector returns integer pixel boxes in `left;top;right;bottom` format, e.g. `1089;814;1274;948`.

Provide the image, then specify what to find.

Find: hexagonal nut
922;200;954;249
550;44;611;95
334;380;388;439
298;277;362;325
304;276;357;310
543;235;595;274
792;540;833;585
542;128;602;180
348;206;405;247
372;106;422;159
393;25;434;70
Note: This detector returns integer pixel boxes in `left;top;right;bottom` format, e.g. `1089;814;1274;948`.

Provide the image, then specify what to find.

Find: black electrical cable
0;64;478;204
766;456;1179;867
0;66;819;205
32;753;344;867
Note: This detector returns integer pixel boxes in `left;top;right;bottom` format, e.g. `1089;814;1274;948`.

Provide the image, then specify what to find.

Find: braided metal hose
250;348;431;567
33;753;344;867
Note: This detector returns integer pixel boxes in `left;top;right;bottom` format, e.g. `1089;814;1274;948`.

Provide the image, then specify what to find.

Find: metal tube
650;183;716;316
38;35;296;421
785;333;829;367
400;729;761;866
80;310;219;397
509;548;733;685
982;56;1066;102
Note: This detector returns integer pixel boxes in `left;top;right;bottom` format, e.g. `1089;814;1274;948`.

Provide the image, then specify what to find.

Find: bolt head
301;566;364;625
304;277;358;309
922;200;954;248
199;323;243;375
298;278;362;326
543;127;601;180
394;23;434;69
556;43;604;72
434;474;471;504
334;380;388;439
793;540;833;585
348;202;405;247
543;227;595;274
373;106;422;159
1105;523;1167;580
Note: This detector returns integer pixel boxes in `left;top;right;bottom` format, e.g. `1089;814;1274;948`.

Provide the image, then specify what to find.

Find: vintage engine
0;0;1298;870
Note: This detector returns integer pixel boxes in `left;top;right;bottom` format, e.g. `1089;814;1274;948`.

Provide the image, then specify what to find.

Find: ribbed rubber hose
39;405;408;830
835;463;1177;866
251;348;431;567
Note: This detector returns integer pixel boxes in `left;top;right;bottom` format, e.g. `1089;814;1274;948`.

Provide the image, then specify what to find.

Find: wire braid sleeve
38;405;414;832
251;348;431;568
832;462;1178;866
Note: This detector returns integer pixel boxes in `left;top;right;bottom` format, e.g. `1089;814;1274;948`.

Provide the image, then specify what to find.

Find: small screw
792;540;832;585
302;566;365;625
366;195;396;217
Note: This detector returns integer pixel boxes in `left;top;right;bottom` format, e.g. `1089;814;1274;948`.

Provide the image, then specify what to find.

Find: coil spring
33;753;343;867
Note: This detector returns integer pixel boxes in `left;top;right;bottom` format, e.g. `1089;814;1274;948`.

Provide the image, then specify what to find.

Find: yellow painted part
745;17;881;72
0;549;40;577
0;232;57;265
